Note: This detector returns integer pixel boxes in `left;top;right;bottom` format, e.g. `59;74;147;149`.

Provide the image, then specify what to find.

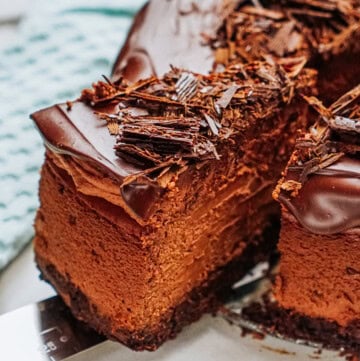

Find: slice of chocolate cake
31;0;360;352
32;63;314;350
273;85;360;352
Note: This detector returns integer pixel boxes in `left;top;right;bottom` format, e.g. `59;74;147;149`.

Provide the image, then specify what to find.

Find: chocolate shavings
289;85;360;183
211;0;360;67
80;62;312;170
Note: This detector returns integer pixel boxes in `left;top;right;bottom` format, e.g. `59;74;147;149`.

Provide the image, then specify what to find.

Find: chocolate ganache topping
112;0;236;82
33;61;314;221
113;0;360;83
32;0;359;221
277;85;360;235
77;61;314;220
32;0;236;221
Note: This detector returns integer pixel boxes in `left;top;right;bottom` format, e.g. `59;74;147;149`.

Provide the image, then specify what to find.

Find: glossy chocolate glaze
33;0;232;175
32;102;142;180
111;0;229;82
31;0;234;220
121;179;165;219
279;156;360;235
33;0;232;165
32;102;167;221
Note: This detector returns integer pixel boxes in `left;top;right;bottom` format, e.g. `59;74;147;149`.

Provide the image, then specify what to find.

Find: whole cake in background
242;86;360;355
31;0;360;351
272;85;360;352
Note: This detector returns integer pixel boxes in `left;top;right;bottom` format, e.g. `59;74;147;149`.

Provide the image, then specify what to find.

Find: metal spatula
0;296;105;360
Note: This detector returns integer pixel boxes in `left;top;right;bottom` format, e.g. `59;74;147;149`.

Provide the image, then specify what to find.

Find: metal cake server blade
0;296;105;361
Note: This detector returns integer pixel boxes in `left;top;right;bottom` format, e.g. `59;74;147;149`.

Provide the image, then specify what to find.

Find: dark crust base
35;222;279;351
242;295;360;357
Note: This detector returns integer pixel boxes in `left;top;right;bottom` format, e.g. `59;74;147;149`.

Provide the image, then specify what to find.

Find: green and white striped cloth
0;0;146;270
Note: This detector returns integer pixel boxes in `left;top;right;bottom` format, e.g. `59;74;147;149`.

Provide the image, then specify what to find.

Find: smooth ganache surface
112;0;230;82
277;85;360;235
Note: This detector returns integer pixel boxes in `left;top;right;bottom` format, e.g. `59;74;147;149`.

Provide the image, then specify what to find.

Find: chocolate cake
31;0;360;352
271;85;360;352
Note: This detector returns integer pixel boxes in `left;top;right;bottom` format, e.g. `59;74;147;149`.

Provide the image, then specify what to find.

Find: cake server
0;296;105;361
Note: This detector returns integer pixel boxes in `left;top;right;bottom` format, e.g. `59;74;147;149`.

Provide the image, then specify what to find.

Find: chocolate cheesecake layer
276;210;360;327
37;224;279;351
34;148;280;350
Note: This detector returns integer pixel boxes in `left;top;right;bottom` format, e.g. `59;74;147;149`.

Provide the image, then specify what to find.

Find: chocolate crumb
66;101;73;111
